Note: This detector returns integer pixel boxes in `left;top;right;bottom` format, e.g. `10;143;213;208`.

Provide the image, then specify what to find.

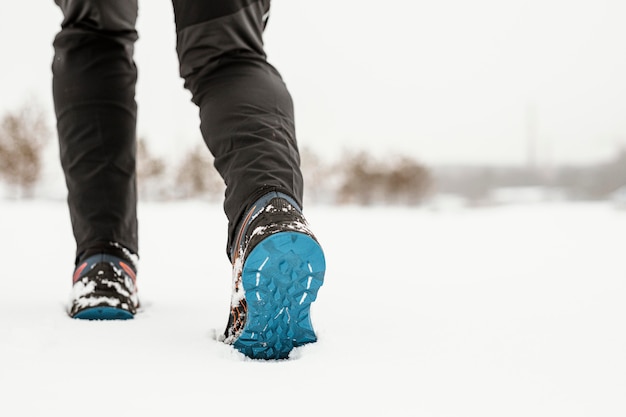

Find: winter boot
222;192;326;359
68;253;139;320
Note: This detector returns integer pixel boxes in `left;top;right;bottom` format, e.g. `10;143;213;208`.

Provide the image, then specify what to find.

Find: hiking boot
222;192;326;359
68;253;139;320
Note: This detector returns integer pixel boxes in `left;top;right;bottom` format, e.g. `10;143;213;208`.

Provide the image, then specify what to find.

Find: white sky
2;0;626;166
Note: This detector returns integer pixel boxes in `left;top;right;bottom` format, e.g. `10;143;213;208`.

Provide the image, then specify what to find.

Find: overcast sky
2;0;626;166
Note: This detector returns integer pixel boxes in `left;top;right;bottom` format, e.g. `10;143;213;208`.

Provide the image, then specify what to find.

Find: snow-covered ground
1;200;624;416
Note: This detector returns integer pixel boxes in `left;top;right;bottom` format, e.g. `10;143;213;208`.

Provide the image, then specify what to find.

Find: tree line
0;103;434;205
3;102;626;205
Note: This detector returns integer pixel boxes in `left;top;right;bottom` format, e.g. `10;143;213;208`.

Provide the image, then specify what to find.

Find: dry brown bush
336;151;432;205
136;137;167;200
0;103;50;197
174;144;224;200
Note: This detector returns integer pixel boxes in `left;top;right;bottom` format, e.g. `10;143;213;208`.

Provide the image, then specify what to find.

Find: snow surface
1;200;625;416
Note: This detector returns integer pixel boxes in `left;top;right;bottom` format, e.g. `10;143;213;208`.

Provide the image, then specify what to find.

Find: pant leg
52;0;139;263
172;0;304;258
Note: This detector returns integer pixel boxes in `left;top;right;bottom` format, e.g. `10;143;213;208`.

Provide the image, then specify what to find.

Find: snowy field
1;199;625;417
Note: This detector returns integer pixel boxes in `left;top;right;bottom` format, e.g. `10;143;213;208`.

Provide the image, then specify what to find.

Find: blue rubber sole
73;306;134;320
233;231;326;360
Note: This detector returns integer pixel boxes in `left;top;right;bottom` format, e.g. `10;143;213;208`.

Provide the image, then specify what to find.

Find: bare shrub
336;151;382;205
0;103;50;197
300;146;335;205
136;137;166;200
383;156;433;205
174;144;224;200
336;151;432;205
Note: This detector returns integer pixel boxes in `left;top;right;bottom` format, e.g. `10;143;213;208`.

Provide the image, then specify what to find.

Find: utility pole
526;102;538;172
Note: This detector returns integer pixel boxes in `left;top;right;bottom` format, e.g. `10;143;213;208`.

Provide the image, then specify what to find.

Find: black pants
52;0;303;263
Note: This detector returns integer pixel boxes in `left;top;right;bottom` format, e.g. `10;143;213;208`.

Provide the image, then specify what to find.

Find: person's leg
53;0;140;319
172;0;325;359
53;0;139;264
171;0;303;258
